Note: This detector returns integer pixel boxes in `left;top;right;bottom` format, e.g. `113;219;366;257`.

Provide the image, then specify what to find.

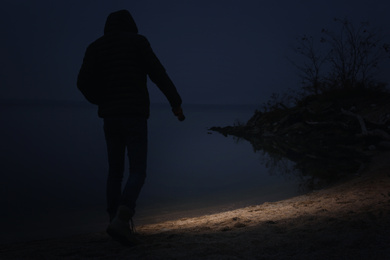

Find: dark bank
211;87;390;190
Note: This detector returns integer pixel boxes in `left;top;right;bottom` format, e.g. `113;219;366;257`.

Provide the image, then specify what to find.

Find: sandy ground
1;152;390;260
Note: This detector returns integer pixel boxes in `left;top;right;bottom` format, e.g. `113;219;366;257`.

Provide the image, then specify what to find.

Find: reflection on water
228;132;365;192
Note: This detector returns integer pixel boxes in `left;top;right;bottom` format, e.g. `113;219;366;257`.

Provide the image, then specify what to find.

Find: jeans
103;117;147;221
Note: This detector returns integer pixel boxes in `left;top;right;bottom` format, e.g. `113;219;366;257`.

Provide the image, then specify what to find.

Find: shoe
106;206;142;246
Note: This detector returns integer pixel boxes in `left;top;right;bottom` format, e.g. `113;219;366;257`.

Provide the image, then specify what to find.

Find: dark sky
1;0;390;105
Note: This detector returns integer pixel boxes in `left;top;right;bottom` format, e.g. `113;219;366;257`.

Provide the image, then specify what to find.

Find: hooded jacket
77;10;182;118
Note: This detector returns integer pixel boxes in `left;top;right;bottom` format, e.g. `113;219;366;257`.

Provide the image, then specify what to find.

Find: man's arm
141;37;184;120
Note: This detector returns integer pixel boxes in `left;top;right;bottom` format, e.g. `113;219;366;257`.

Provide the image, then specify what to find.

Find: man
77;9;184;245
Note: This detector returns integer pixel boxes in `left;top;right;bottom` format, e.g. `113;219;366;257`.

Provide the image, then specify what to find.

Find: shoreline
134;180;302;227
1;151;390;259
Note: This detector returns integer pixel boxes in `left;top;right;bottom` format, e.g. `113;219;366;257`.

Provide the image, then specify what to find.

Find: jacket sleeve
77;46;104;105
141;37;182;109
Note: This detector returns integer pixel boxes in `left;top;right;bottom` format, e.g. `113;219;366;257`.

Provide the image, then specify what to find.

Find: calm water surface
1;102;300;243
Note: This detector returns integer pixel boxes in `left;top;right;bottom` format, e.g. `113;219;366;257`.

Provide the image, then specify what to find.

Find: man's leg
104;118;126;222
106;117;147;246
121;117;148;218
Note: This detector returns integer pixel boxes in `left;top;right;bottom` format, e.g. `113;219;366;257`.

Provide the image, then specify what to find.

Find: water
0;102;300;243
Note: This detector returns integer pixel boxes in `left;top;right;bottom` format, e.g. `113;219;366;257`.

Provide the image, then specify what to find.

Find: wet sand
1;151;390;259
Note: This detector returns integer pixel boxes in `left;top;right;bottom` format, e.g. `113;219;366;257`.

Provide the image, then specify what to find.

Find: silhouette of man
77;9;184;245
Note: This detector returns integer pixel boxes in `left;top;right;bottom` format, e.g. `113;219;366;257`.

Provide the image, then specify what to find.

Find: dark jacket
77;10;182;118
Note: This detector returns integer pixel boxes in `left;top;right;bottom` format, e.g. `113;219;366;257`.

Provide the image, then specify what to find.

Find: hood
104;10;138;35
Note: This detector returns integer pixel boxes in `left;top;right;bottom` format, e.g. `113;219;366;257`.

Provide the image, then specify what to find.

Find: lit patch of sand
1;152;390;259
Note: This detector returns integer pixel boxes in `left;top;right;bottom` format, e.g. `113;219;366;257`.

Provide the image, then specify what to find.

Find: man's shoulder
86;36;105;51
89;33;149;49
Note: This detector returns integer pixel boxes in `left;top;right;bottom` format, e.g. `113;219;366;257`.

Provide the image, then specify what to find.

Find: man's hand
172;106;185;121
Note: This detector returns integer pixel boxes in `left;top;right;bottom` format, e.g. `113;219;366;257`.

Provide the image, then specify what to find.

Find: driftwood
305;121;348;127
341;108;368;135
341;108;390;140
364;129;390;141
